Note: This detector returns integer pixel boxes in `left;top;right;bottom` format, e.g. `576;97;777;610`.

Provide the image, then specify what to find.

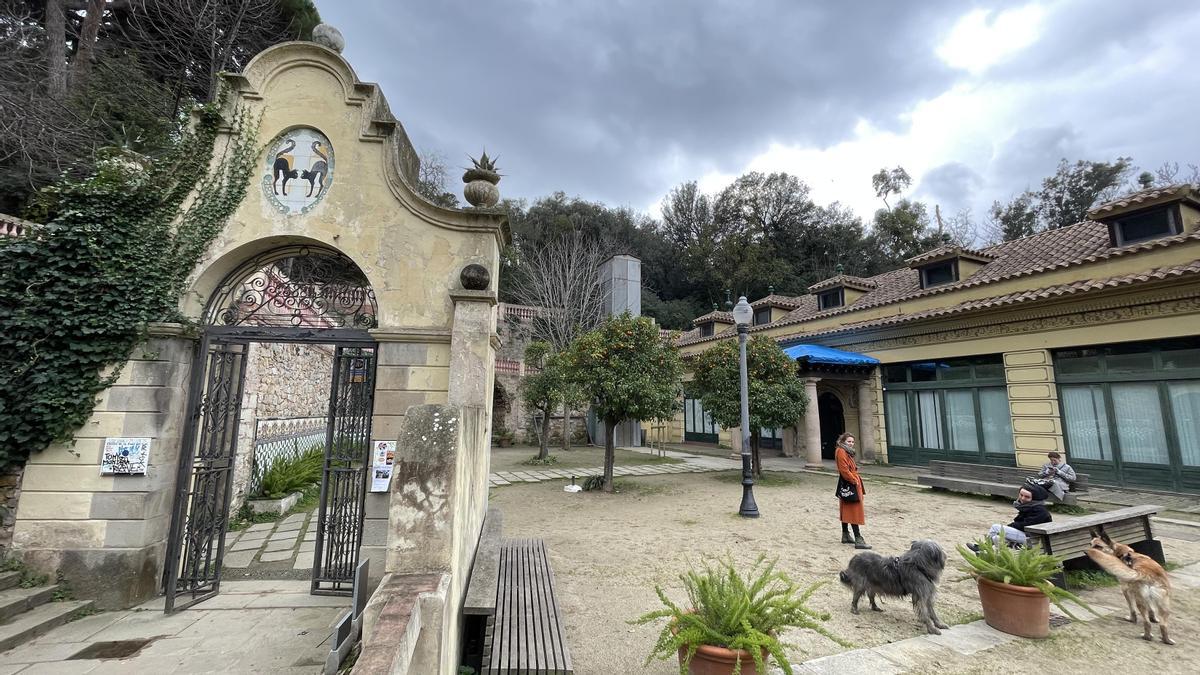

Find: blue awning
782;343;880;367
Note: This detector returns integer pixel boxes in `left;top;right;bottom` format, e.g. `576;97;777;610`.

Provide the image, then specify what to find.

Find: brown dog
1085;528;1174;645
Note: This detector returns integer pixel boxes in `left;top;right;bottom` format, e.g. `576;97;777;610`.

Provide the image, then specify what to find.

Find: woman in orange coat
835;432;870;549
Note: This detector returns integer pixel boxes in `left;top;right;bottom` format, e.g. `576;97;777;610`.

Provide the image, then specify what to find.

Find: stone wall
10;327;193;609
0;464;24;555
231;342;335;511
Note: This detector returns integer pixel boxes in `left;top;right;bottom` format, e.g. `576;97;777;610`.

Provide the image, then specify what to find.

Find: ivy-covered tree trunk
561;403;571;452
603;418;617;492
538;408;552;460
750;433;762;479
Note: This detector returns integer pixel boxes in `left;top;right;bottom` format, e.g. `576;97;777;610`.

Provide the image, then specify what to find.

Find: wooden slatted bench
486;538;573;675
1023;504;1164;588
917;460;1090;505
462;508;504;673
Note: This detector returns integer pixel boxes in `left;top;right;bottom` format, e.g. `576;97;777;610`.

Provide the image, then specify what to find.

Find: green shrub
631;555;848;675
258;445;324;499
957;535;1099;619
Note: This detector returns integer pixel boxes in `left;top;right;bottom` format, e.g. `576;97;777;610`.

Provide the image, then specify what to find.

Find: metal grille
249;417;327;497
164;340;248;612
312;346;376;594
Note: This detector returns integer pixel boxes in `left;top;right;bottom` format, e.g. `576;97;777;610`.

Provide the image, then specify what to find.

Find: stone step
0;585;59;623
0;572;20;592
0;600;94;652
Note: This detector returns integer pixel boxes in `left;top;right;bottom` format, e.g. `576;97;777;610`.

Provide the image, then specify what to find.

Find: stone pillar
781;426;800;458
1004;349;1065;469
856;379;876;462
10;323;194;609
804;377;822;468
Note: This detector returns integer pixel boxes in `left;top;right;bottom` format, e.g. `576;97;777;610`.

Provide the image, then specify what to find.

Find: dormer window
1112;207;1180;246
818;288;843;310
753;307;771;325
920;261;958;288
699;322;714;337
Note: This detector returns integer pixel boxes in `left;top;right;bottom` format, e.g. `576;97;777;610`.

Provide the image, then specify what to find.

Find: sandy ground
490;470;1200;674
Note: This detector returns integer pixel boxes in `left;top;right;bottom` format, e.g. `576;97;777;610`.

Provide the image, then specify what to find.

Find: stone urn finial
463;151;501;208
312;24;345;53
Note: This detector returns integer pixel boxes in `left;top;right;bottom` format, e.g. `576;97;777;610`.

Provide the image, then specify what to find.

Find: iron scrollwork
206;246;378;329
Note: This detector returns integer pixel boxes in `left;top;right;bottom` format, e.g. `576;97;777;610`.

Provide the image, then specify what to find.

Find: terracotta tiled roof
905;244;995;267
749;294;804;309
691;310;734;326
1088;183;1198;219
788;260;1200;340
676;216;1200;347
807;275;877;293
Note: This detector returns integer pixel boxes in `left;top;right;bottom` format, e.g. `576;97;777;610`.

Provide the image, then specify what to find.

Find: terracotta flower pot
677;643;769;675
976;577;1050;638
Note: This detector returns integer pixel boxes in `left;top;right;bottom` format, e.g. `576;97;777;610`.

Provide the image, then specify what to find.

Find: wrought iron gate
312;345;377;594
164;338;248;613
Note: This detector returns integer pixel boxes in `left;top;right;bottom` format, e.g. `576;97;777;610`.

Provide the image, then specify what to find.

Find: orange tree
562;313;683;492
691;335;808;477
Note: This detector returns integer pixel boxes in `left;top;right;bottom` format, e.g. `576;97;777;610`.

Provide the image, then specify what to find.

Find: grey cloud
917;162;984;211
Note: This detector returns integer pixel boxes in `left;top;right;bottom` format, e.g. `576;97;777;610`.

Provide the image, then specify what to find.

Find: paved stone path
223;510;319;574
488;453;738;487
0;580;348;673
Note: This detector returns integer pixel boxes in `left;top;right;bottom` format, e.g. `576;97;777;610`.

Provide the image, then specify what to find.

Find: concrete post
804;378;822;468
856;379;876;462
597;255;643;447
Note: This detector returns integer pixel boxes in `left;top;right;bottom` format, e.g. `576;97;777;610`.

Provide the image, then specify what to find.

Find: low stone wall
0;464;24;555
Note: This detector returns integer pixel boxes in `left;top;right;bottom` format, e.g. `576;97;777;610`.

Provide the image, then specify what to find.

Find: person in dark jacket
972;485;1052;550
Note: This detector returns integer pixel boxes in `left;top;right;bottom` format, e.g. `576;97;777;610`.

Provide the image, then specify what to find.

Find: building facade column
804;377;822;468
1003;349;1065;468
856;379;876;462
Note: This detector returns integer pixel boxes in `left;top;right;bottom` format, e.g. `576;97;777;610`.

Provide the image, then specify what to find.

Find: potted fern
631;555;847;675
957;535;1097;638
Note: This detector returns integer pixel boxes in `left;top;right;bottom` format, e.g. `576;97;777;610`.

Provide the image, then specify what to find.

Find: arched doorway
164;245;379;611
818;392;846;460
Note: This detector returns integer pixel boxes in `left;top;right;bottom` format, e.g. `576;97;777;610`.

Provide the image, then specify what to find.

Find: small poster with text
101;437;151;475
369;440;396;492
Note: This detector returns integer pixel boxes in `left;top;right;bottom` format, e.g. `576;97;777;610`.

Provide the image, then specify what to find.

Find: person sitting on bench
969;485;1052;551
1026;451;1077;501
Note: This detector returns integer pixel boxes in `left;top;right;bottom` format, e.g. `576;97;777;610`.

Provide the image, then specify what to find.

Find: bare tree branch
507;230;613;353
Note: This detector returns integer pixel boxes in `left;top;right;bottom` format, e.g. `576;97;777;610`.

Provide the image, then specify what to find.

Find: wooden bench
461;509;573;675
1023;504;1164;588
485;538;573;674
918;460;1090;505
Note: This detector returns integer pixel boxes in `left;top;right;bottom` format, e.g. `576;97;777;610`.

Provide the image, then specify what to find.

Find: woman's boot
841;529;854;544
854;535;872;550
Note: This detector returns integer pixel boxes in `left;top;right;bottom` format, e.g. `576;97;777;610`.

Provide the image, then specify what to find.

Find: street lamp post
732;296;759;518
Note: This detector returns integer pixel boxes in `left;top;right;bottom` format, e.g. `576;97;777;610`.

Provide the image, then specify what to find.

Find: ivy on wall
0;102;259;466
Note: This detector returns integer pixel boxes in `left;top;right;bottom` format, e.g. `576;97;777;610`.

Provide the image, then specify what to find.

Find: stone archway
818;391;846;460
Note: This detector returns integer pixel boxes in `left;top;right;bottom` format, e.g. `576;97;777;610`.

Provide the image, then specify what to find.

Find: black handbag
836;477;860;502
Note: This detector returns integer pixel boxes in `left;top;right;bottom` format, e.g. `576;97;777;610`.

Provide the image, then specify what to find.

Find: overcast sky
315;1;1199;229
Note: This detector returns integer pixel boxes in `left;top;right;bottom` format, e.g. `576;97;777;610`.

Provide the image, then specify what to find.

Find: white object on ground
563;484;582;493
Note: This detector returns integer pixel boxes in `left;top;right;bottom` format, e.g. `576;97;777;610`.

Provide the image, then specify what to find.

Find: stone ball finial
312;24;345;53
460;264;491;291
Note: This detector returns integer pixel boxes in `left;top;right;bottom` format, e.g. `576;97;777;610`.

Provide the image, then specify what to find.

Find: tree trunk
538;408;551;460
68;0;105;94
561;403;571;452
750;434;762;479
602;419;616;492
46;0;67;97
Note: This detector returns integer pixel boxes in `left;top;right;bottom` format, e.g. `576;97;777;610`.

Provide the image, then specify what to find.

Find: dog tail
838;569;850;585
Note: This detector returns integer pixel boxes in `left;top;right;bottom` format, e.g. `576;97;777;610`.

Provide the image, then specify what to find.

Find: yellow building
676;184;1200;493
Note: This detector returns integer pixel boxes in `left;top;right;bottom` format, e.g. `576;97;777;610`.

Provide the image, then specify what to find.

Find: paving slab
84;609;206;642
245;523;274;532
302;531;316;542
293;552;315;570
264;539;298;553
220;580;313;594
299;541;315;553
919;621;1016;655
0;640;93;665
275;521;304;533
228;538;264;552
260;550;295;563
794;648;904;675
869;635;959;669
243;593;349;609
17;660;101;674
221;549;257;568
280;512;308;524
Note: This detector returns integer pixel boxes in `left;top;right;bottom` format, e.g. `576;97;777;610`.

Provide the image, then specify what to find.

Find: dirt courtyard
491;470;1200;674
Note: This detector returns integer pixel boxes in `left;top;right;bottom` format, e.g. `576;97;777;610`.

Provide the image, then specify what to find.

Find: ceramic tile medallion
262;127;334;215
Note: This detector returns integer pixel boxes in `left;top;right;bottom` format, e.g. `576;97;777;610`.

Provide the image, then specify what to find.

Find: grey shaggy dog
838;539;950;635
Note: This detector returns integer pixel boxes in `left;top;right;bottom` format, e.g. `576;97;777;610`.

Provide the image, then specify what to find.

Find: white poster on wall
100;437;151;475
369;440;396;492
